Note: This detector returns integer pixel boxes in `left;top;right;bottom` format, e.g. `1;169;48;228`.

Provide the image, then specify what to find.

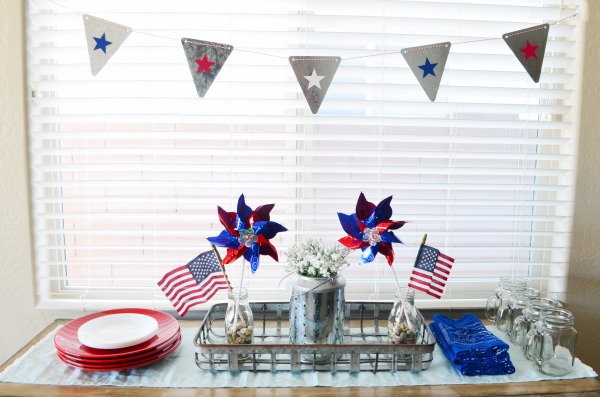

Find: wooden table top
1;320;598;397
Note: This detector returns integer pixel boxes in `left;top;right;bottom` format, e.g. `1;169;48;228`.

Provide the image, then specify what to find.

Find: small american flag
158;250;228;317
408;244;454;299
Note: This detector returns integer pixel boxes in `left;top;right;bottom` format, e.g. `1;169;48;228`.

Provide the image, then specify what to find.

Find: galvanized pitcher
288;273;346;361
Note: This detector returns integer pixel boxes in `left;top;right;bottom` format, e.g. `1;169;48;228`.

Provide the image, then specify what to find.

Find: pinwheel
337;192;406;266
207;194;287;273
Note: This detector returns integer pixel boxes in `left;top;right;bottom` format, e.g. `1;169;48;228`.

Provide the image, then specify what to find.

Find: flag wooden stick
406;233;428;295
210;244;246;327
210;244;234;293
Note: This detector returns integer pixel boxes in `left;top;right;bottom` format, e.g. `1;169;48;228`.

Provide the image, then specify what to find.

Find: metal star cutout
304;69;325;89
93;33;112;54
418;57;438;78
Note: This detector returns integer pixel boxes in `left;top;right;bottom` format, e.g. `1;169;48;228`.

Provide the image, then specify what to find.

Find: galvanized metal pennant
503;23;549;83
289;56;341;114
402;42;451;102
181;38;234;98
83;14;132;76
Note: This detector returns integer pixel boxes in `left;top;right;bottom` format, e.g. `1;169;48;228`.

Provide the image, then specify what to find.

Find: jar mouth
227;287;248;299
394;288;416;299
499;276;528;289
543;315;574;327
511;288;540;300
540;307;574;326
527;297;559;312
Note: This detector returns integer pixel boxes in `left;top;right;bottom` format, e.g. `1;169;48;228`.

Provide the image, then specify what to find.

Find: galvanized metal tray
193;301;436;374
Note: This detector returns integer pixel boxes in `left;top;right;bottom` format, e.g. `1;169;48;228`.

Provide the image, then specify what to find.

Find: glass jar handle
485;295;499;321
510;315;527;346
496;304;510;332
524;329;542;363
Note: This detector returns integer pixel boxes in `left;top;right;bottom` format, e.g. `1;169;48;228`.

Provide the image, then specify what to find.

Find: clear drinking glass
524;308;577;376
510;297;559;347
225;288;254;347
388;288;420;345
485;276;528;322
496;287;540;333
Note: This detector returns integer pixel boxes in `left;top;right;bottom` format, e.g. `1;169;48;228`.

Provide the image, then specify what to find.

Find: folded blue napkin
430;313;515;376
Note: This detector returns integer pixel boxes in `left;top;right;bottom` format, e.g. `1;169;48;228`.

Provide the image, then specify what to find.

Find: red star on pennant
195;54;215;75
520;41;539;61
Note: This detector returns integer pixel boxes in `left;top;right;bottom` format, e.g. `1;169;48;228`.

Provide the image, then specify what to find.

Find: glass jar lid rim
227;287;248;298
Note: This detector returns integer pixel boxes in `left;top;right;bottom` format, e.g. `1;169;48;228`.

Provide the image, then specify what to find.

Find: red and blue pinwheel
337;192;406;266
207;194;287;274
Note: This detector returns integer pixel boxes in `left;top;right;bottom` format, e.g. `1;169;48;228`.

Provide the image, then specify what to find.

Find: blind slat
26;0;583;311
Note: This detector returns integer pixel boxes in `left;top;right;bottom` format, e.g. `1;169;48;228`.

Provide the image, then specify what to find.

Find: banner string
135;30;179;42
235;48;288;59
47;0;579;63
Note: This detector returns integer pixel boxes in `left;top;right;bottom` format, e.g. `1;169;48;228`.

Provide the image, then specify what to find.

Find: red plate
54;308;179;359
57;334;181;372
57;330;181;365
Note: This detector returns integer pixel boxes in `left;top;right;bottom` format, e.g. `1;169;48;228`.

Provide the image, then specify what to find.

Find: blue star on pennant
93;33;112;54
418;57;438;78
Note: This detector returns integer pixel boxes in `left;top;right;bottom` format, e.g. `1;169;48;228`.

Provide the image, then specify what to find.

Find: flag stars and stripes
187;254;222;282
408;244;455;299
158;250;228;317
416;246;438;272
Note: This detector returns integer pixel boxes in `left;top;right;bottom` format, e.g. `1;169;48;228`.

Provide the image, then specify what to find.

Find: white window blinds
26;0;584;312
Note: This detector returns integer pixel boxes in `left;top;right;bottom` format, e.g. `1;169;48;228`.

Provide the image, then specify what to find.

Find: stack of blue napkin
429;313;515;376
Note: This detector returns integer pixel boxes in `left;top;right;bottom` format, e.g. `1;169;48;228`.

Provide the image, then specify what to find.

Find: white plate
77;313;159;349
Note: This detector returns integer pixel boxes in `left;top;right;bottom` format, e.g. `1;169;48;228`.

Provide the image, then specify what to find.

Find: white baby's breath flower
285;238;351;278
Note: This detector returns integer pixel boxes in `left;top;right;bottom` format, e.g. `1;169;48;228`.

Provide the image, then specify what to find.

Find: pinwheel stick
390;260;415;330
210;244;246;327
232;256;248;331
390;262;402;291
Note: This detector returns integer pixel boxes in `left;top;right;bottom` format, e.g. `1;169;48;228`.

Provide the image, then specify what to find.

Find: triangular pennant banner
83;14;132;76
181;38;234;97
289;56;341;114
503;23;549;83
402;42;451;102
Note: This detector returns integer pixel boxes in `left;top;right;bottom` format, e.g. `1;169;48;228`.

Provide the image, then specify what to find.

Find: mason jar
496;287;540;334
485;276;528;322
524;308;577;376
509;297;558;347
388;288;419;345
225;288;254;347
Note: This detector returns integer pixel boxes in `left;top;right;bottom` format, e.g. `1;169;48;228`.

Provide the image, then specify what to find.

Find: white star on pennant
304;69;325;89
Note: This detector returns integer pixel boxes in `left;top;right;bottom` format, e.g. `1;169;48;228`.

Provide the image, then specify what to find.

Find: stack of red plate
54;308;181;372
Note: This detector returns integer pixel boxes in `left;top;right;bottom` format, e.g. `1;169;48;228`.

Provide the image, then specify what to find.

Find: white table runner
0;325;596;388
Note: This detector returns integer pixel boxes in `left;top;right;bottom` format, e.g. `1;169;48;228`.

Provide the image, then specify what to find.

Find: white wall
0;1;51;364
1;0;599;372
